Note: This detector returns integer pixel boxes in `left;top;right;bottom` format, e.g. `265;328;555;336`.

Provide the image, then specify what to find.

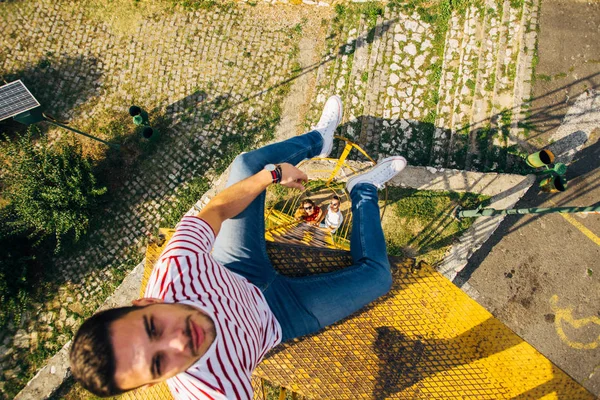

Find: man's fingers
286;181;305;191
298;171;308;182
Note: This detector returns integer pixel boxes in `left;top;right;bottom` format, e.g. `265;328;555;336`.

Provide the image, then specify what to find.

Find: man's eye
154;355;162;377
150;318;157;336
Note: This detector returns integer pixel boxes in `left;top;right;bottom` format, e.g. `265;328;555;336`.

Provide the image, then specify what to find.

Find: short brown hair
69;306;140;397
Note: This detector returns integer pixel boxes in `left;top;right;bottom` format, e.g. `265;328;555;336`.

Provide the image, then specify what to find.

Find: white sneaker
313;95;343;157
346;156;407;193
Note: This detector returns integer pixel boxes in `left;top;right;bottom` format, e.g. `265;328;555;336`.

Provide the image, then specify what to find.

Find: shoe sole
320;95;343;157
346;156;407;191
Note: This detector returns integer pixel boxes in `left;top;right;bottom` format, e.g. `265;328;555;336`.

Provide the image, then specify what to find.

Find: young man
321;195;343;233
69;95;407;399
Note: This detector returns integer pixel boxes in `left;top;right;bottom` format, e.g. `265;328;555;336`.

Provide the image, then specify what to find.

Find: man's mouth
188;318;204;355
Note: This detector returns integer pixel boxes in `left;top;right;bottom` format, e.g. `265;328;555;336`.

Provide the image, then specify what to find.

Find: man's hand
279;163;308;191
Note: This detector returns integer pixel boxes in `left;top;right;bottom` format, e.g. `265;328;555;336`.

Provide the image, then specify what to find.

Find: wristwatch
264;164;282;184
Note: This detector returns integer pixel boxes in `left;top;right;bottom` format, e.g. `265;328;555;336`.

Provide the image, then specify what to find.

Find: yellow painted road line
549;200;600;247
561;213;600;246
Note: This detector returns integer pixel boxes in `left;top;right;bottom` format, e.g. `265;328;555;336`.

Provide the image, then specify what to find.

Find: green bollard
539;174;567;193
525;149;555;168
129;106;142;116
141;126;160;142
129;105;149;126
133;114;144;125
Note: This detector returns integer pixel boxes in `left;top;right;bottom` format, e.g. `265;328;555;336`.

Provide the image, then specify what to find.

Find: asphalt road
455;0;600;396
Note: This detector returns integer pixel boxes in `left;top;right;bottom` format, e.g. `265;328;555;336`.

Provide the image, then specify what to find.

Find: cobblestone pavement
0;0;539;398
306;0;538;173
0;1;322;397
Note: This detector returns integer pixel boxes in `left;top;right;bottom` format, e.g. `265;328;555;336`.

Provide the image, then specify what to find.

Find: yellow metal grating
267;222;350;251
256;244;593;399
123;231;592;400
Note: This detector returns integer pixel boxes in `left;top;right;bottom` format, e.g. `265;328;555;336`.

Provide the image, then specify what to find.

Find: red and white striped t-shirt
144;216;282;400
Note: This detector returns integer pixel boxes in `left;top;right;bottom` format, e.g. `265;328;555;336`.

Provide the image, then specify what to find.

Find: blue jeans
212;130;392;342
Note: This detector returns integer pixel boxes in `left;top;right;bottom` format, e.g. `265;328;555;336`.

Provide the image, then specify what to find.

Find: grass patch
509;0;524;9
506;62;517;82
80;0;235;37
382;188;489;265
554;72;567;79
361;71;369;83
466;78;476;94
360;2;384;30
485;71;496;91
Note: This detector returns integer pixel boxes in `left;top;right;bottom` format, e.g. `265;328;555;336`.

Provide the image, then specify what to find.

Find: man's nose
161;329;189;352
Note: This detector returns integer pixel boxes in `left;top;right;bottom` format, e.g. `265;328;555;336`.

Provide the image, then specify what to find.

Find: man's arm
197;163;307;236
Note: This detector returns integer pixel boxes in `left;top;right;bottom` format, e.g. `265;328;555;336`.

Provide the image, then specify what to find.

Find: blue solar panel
0;80;40;121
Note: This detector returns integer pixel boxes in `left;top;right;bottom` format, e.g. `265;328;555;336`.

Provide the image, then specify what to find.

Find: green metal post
44;118;120;149
456;205;600;218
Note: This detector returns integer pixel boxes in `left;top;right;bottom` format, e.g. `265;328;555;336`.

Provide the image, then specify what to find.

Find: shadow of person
372;319;523;398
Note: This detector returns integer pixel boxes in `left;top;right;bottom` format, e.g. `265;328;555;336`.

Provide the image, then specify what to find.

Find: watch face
265;164;276;172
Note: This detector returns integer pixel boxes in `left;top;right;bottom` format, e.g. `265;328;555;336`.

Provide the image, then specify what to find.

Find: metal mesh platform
123;229;593;399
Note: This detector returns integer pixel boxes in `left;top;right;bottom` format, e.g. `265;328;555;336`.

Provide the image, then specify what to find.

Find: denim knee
371;260;393;295
230;152;260;181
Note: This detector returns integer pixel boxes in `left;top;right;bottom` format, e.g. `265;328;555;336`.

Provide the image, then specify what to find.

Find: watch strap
274;164;282;184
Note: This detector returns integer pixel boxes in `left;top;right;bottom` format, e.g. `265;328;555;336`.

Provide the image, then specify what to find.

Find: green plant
291;22;303;36
1;128;107;252
506;62;517;81
334;4;347;17
466;78;476;94
171;0;219;11
0;214;39;330
510;0;524;8
486;71;496;91
360;2;384;29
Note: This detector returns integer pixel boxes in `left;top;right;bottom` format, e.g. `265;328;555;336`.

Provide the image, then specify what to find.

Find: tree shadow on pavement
372;321;522;398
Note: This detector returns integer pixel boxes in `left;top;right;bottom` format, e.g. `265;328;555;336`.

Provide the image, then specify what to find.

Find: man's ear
132;298;164;307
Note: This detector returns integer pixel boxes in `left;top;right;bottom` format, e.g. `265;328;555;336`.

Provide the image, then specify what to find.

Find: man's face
303;203;315;216
110;300;216;391
330;199;340;211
